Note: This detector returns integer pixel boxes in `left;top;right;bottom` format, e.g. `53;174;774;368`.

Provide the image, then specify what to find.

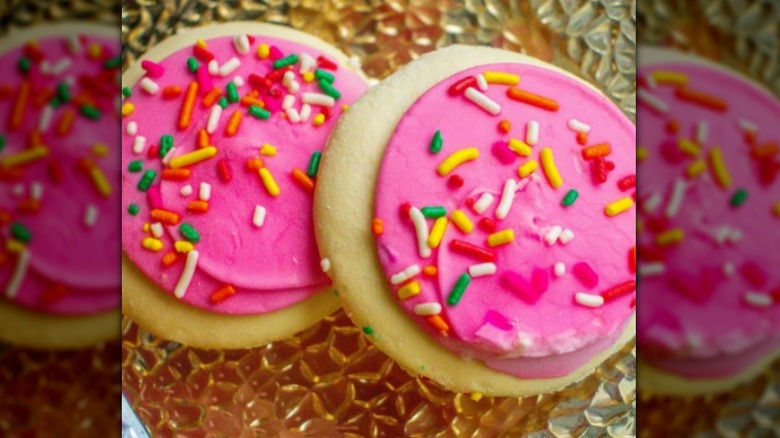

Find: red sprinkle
217;159;232;183
447;175;464;189
601;280;636;302
147;145;159;159
645;217;668;233
477;217;496;233
740;262;767;289
47;160;64;183
605;160;616;171
637;243;665;261
576;131;587;145
572;262;599;289
592;158;607;184
670;273;710;303
25;43;46;62
665;119;680;134
448;76;477;96
449;239;495;262
248;73;270;89
316;55;338;71
498;120;511;134
320;106;332;120
193;44;214;62
617;174;636;191
266;66;292;82
40;284;68;305
629;246;636;273
465;197;475;209
400;202;411;219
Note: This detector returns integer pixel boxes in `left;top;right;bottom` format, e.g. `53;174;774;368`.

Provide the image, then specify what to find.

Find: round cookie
121;23;370;349
0;23;121;349
315;45;636;397
637;47;780;395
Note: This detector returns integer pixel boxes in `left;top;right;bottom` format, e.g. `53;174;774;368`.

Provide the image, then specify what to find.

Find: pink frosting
637;61;780;378
0;34;120;315
374;63;636;378
121;35;368;314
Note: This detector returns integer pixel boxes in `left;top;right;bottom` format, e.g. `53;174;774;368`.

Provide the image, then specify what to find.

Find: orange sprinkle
240;96;265;108
161;251;179;267
498;119;511;134
150;209;180;225
744;131;757;145
210;285;237;303
17;199;41;214
506;87;559;111
28;129;42;148
581;143;611;160
161;168;191;181
291;168;315;193
371;218;384;236
187;200;209;213
178;82;199;130
423;265;438;277
71;92;97;108
666;119;680;134
225;110;242;137
10;80;30;131
427;315;450;334
576;131;587;145
675;87;727;111
33;87;54;108
629;246;636;274
247;89;259;98
162;85;182;99
197;129;210;149
246;157;265;170
56;109;75;137
752;142;778;160
201;86;222;107
40;284;68;305
0;209;12;224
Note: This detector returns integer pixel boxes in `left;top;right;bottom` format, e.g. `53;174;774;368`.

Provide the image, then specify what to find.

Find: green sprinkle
137;169;156;191
317;80;341;100
128;161;143;173
730;188;748;207
421;206;447;219
49;97;63;109
447;273;471;306
0;136;5;153
362;326;374;336
247;105;270;120
80;104;101;120
307;151;322;178
179;223;200;243
104;55;121;70
562;189;579;207
18;57;31;74
187;57;200;73
314;69;335;83
332;290;339;296
226;82;239;103
122;86;132;98
273;54;299;69
159;135;174;157
10;222;31;243
128;204;139;215
430;130;443;154
57;82;71;102
218;97;229;108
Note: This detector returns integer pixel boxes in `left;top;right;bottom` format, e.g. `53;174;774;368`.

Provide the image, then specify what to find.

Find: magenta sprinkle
483;310;513;330
572;262;599;289
146;185;163;209
501;271;543;303
491;140;516;165
659;139;685;164
531;268;549;293
196;65;213;92
740;261;768;289
269;45;284;61
141;60;165;79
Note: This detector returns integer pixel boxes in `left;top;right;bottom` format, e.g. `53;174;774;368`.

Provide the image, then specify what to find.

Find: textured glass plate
120;0;637;436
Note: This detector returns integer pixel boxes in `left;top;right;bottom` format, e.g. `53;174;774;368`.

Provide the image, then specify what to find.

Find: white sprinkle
84;204;98;228
5;249;30;299
575;292;604;307
645;74;657;88
642;192;662;213
464;87;501;115
39;60;52;74
473;193;494;215
282;94;296;110
744;292;772;308
207;104;222;134
234;34;250;55
299;104;312;122
67;35;82;54
729;228;743;243
253;205;266;227
180;184;193;196
11;184;24;196
199;182;211;201
391;264;421;285
282;70;296;87
30;182;43;201
738;119;758;134
409;207;432;258
639;262;666;277
133;135;146;154
475;74;488;91
544;226;563;245
287;81;300;94
495;179;517;220
696;121;708;144
65;75;76;86
299;53;316;72
723;262;735;276
150;222;164;238
514;176;532;192
286;107;301;124
320;258;331;273
219;57;241;77
52;57;72;75
468;262;497;277
139;77;159;94
567;118;591;133
302;93;335;107
714;226;731;245
207;59;219;75
161;146;177;166
554;262;566;277
638;89;669;113
413;303;442;316
174;251;199;298
526;121;539;145
232;76;245;87
126;121;138;136
665;178;686;218
559;229;575;244
38;105;54;132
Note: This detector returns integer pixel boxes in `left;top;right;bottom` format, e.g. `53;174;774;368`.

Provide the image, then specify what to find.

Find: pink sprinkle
501;271;543;303
147;185;163;209
195;66;213;93
572;262;598;289
531;268;548;293
269;46;284;61
491;141;516;165
660;140;685;164
141;60;165;79
483;310;513;330
740;262;767;288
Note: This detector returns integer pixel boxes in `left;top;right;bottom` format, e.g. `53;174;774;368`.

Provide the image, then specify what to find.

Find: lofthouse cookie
637;48;780;395
121;23;369;349
315;45;636;397
0;24;121;349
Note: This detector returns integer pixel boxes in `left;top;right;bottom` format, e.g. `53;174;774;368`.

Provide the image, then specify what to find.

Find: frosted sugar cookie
121;23;369;349
314;45;636;397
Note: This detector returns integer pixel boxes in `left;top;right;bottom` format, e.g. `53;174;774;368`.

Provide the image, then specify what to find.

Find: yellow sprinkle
196;38;207;49
6;239;25;253
677;138;700;157
605;197;634;217
470;392;483;401
508;138;532;157
121;102;135;117
651;70;688;85
89;166;112;197
656;228;685;246
169;146;218;169
258;167;280;197
88;43;102;59
0;146;49;168
313;113;325;126
686;160;707;178
302;71;315;83
774;202;780;217
257;43;270;59
483;71;520;86
517;159;538;178
437;147;479;176
637;220;643;233
450;209;474;234
260;144;277;157
708;147;732;189
539;147;563;189
487;229;514;247
143;223;150;232
637;146;648;162
92;143;108;157
174;241;195;253
397;281;421;300
142;237;163;252
427;217;449;249
342;104;349;112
